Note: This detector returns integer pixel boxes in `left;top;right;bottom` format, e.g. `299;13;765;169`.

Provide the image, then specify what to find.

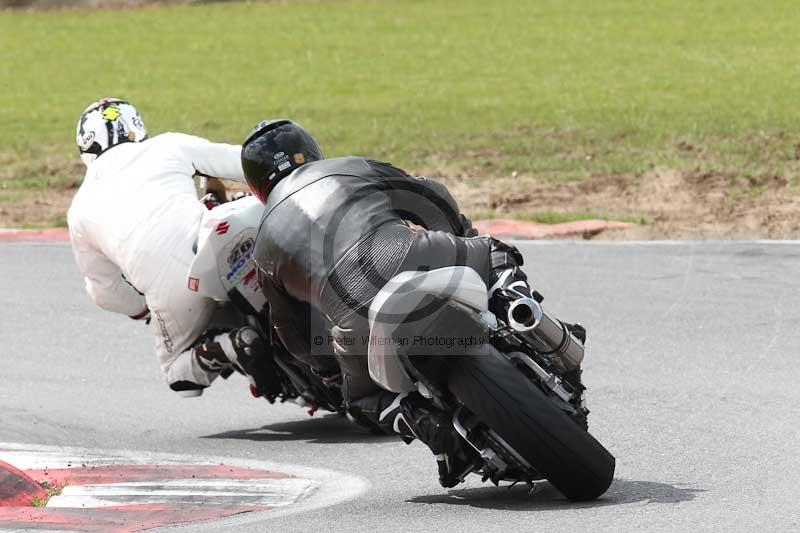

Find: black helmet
241;119;323;203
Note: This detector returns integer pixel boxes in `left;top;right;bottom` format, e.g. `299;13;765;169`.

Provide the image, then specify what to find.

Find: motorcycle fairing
367;266;488;392
188;195;266;310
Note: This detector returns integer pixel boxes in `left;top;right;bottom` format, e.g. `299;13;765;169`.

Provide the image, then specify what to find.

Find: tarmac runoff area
3;235;799;531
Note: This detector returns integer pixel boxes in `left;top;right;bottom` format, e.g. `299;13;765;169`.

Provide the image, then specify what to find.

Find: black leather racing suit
253;156;528;429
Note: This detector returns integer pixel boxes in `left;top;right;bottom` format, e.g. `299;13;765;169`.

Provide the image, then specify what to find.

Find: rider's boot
375;392;476;488
194;327;281;399
193;327;255;372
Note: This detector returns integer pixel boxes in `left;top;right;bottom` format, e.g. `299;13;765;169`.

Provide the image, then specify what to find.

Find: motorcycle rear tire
446;347;615;501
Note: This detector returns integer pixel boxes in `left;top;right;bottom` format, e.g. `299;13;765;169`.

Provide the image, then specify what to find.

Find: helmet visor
241;155;272;204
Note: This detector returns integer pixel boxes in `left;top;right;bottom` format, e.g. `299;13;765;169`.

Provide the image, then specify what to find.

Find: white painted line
509;239;800;245
48;478;313;508
0;448;150;470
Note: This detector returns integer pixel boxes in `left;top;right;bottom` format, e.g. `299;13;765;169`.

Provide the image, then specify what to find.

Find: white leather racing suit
67;132;246;393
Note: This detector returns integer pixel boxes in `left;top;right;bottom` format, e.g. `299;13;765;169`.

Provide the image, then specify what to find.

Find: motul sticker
187;277;200;292
216;221;230;235
227;238;255;268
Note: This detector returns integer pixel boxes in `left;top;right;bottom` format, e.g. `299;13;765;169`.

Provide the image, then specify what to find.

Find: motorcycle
367;266;615;500
187;194;343;414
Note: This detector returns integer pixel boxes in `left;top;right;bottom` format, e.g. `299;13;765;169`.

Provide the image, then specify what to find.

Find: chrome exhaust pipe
506;298;584;370
507;298;543;332
530;310;584;370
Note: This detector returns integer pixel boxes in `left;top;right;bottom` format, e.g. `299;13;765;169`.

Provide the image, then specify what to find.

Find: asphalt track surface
1;240;798;532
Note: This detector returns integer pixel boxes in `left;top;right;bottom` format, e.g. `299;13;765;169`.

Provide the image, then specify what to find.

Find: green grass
30;480;67;507
16;216;68;229
2;0;800;188
30;497;48;508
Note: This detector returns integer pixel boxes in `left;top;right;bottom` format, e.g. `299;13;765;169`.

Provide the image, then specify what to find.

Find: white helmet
76;97;147;166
